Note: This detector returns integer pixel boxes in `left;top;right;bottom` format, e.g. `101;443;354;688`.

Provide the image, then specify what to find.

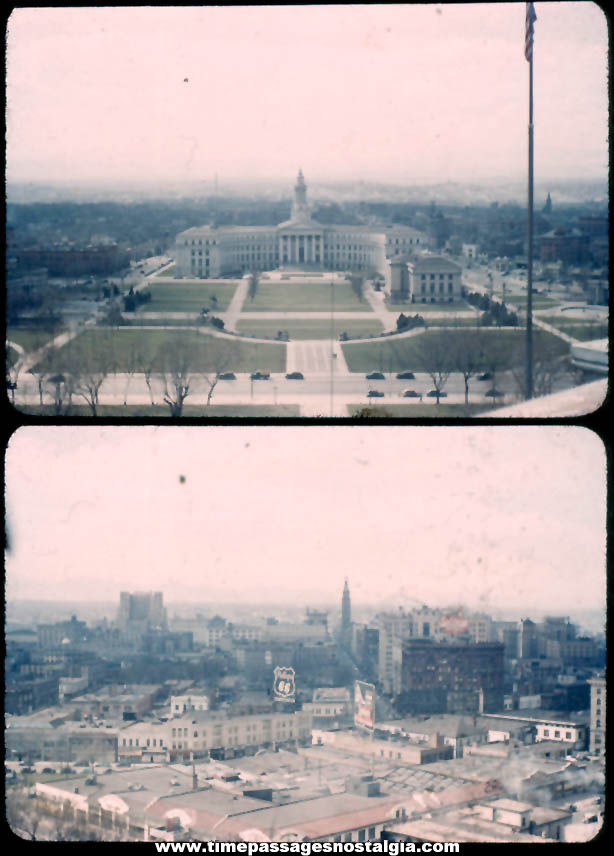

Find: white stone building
174;170;429;278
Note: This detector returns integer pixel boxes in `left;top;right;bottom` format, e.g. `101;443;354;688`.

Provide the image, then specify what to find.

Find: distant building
398;639;505;715
539;227;590;265
170;694;210;715
117;591;167;644
588;675;605;757
16;243;129;276
385;254;462;303
174;170;429;277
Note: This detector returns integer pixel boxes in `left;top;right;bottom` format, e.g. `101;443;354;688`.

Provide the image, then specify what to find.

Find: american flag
525;2;537;62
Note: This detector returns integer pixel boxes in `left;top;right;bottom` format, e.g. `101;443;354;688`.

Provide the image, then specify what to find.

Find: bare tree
510;334;570;399
68;330;117;416
158;335;204;417
6;352;23;406
29;344;57;407
203;339;240;406
417;329;454;404
448;326;485;405
6;791;43;840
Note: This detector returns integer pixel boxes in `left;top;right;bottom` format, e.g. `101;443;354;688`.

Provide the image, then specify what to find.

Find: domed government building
174;170;463;303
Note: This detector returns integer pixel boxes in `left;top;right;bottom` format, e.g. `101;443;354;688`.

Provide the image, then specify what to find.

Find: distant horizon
7;6;607;187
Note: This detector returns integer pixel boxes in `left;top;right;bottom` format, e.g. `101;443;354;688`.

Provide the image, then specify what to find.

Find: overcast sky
6;3;608;186
5;426;606;618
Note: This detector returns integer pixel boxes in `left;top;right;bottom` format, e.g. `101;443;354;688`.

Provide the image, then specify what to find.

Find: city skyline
5;426;606;614
6;4;608;186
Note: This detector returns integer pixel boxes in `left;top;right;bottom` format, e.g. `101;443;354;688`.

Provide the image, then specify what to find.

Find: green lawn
246;281;369;312
155;263;176;276
342;328;568;373
537;317;608;341
504;294;560;308
347;403;494;417
385;301;476;313
143;280;239;312
236;318;384;340
18;404;301;418
6;327;60;353
424;318;487;328
32;328;287;374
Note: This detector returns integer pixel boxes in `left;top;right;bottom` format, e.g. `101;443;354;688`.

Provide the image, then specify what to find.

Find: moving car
477;372;493;381
250;371;271;380
427;390;447;398
367;390;385;398
402;389;420;398
396;371;415;379
485;388;504;398
285;371;304;380
219;372;236;380
366;371;385;380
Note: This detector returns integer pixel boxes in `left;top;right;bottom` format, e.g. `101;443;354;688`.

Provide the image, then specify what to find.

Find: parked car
366;371;385;380
402;389;421;398
367;390;385;398
285;371;304;380
477;372;493;381
485;388;504;398
396;371;415;379
427;390;447;398
219;372;236;380
250;371;270;380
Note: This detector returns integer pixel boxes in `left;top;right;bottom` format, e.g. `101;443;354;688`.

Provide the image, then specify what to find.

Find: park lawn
18;404;300;418
341;328;568;373
504;294;560;308
6;327;60;353
124;318;211;327
144;280;239;312
385;300;477;313
246;280;369;312
154;263;176;276
347;403;492;417
537;317;608;341
32;328;287;374
236;318;384;340
424;318;486;327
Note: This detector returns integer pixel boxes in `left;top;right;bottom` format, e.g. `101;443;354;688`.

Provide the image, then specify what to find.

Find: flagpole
525;6;535;400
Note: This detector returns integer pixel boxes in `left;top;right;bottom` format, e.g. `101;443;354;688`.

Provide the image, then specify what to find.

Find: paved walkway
363;282;397;331
287;340;350;375
222;275;250;331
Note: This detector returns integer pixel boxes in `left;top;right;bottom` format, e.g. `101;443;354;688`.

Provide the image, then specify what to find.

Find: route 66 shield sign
273;666;296;702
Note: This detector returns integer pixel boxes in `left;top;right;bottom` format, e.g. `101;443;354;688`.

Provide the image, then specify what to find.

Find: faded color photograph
5;425;606;841
5;4;608;418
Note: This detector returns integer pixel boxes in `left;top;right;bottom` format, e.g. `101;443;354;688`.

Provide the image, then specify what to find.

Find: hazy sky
5;426;606;617
6;3;608;185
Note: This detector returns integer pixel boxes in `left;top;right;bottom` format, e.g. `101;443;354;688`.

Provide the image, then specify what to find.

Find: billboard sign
354;680;375;729
273;666;296;702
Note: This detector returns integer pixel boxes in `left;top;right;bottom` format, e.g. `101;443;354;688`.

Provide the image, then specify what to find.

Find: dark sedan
367;390;385;398
427;390;448;398
366;371;385;380
285;371;304;380
396;371;415;380
402;389;421;398
219;372;236;380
